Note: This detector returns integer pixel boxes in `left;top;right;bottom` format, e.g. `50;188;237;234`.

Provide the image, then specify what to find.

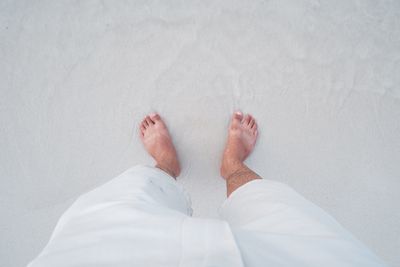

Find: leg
28;114;191;266
219;112;386;267
28;113;244;267
221;111;260;196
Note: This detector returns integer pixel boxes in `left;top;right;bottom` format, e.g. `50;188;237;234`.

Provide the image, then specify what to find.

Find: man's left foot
139;113;181;178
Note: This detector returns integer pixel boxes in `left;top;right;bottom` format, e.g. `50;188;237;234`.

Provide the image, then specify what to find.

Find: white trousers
28;165;386;267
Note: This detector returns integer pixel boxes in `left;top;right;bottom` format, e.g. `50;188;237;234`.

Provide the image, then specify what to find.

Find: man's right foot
220;111;258;179
139;113;181;178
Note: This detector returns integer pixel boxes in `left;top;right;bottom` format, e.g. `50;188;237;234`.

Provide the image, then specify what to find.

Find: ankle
225;164;261;196
220;159;244;179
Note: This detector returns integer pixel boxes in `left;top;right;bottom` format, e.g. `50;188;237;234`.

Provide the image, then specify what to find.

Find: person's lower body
28;164;386;267
28;112;387;267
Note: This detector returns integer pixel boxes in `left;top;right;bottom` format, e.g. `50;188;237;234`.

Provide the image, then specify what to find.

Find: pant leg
28;165;243;267
219;179;387;267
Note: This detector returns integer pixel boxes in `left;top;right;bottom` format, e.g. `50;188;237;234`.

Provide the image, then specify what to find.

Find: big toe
231;111;243;127
150;113;161;122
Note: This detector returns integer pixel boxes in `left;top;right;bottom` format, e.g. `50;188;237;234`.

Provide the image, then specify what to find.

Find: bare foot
221;111;258;179
139;113;180;178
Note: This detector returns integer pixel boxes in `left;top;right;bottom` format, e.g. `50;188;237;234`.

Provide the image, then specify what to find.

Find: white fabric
220;179;387;267
28;165;386;267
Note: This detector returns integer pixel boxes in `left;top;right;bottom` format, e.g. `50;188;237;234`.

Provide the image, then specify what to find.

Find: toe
145;116;154;125
233;111;243;120
244;114;252;125
142;118;149;127
139;125;145;139
231;111;243;127
249;118;256;128
251;121;258;130
140;124;146;133
150;113;161;122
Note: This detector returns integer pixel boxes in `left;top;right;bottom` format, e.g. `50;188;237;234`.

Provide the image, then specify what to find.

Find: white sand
1;0;399;266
